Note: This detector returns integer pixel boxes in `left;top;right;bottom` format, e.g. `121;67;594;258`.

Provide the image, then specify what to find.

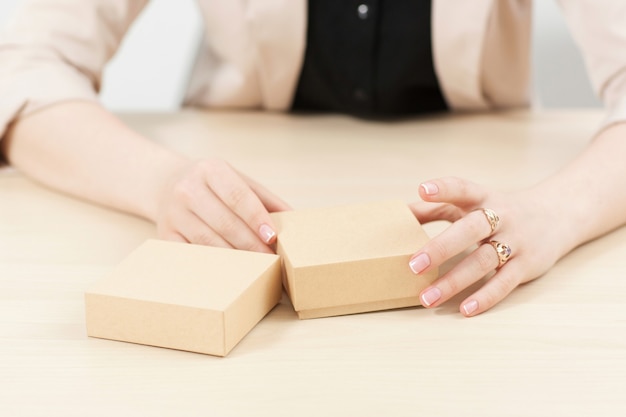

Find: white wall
98;0;203;111
1;0;603;111
531;1;601;107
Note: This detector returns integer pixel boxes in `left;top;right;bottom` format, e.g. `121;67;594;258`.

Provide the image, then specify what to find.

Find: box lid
87;239;280;311
271;200;428;268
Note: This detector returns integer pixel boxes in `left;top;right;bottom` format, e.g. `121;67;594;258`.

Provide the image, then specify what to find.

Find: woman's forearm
527;122;626;256
1;101;188;221
1;100;288;253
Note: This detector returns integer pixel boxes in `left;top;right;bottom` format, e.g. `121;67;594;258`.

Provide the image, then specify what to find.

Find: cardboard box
85;239;282;356
271;201;438;319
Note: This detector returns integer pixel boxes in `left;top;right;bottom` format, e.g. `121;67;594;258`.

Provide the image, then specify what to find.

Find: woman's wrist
137;150;191;223
522;122;626;256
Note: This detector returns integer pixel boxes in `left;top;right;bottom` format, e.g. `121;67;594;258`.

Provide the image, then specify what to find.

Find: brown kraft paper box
270;200;438;319
85;239;282;356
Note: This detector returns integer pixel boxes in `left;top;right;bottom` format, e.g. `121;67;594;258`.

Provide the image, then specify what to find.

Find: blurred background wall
0;0;602;112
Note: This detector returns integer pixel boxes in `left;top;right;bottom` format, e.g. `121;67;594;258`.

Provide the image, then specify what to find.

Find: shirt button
357;4;369;20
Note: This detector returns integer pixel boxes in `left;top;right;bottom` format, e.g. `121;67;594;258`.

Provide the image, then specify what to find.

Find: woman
1;0;625;317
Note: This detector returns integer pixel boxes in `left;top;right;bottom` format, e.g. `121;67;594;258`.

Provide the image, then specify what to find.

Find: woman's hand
408;176;573;317
156;158;291;253
2;102;290;254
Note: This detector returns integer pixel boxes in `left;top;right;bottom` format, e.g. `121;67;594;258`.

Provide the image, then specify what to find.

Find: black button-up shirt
292;0;448;117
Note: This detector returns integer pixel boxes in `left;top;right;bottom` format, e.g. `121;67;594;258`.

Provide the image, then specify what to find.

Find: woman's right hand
155;158;291;253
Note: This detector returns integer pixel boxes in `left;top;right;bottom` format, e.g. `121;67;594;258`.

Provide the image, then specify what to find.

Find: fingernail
462;300;479;316
409;252;431;274
420;182;439;195
420;287;442;307
259;224;276;244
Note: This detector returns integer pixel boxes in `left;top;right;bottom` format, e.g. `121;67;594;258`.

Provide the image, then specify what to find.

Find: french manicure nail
259;224;276;244
421;287;442;307
409;252;431;274
462;300;479;316
420;182;439;196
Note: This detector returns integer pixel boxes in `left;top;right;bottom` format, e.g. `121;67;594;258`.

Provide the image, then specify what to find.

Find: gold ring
489;240;512;268
476;208;500;234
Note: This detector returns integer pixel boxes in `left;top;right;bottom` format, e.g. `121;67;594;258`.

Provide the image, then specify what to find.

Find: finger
162;231;188;243
157;206;192;243
169;167;272;251
175;209;235;249
419;177;488;207
204;160;279;244
186;186;275;254
418;243;499;308
408;200;463;224
459;258;523;317
409;209;497;275
240;171;292;212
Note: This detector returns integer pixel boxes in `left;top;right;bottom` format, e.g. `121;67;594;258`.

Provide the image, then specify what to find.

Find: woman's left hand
408;176;572;317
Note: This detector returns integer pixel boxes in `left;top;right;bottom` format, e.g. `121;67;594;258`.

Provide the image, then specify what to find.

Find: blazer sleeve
0;0;148;142
558;0;626;129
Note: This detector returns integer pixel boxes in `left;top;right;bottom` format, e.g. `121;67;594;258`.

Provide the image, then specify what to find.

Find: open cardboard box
271;200;438;319
85;239;282;356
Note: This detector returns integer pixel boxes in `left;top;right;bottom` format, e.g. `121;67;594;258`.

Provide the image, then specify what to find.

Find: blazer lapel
432;0;494;110
247;0;307;110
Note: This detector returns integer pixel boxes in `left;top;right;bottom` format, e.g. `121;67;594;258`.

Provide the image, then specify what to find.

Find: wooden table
2;110;625;416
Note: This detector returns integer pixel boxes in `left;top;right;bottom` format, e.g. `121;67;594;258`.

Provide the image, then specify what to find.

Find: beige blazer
1;0;625;142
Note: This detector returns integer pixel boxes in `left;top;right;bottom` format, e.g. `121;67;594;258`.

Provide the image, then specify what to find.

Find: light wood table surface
1;110;625;416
